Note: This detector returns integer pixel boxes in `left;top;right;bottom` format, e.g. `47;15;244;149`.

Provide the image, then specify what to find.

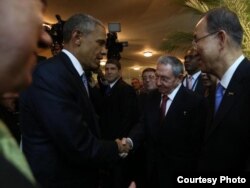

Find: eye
96;39;106;46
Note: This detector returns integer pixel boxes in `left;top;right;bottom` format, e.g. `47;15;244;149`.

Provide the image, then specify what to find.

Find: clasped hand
115;138;132;157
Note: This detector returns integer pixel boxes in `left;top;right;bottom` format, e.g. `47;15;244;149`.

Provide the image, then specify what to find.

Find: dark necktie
214;82;224;114
81;73;89;96
160;95;168;122
105;85;112;96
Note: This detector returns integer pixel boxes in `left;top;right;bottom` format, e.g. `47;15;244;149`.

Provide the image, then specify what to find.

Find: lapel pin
228;92;234;96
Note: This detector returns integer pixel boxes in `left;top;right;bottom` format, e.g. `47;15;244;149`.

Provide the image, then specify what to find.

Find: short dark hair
205;7;243;46
142;68;156;76
63;13;104;43
105;59;121;70
157;55;184;77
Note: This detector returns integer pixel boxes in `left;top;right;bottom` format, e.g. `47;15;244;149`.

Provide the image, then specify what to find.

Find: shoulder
118;79;135;93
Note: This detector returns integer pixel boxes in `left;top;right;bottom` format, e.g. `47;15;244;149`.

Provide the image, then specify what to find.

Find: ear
217;30;227;49
72;30;82;46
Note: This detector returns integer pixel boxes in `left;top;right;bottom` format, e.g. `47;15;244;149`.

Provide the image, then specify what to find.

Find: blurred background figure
141;68;157;93
50;42;63;56
201;73;217;98
183;48;205;96
131;78;142;95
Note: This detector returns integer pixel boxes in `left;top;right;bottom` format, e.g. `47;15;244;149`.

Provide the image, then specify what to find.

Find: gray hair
63;13;105;43
157;55;184;77
205;7;243;47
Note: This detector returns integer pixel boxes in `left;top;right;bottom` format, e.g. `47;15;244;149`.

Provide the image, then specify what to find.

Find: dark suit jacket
129;86;207;187
99;78;138;140
199;58;250;172
20;52;119;188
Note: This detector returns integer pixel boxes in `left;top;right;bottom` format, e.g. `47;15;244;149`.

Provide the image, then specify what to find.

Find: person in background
0;0;51;187
183;48;205;96
141;68;157;93
129;68;157;188
99;59;138;188
138;68;157;111
131;78;142;95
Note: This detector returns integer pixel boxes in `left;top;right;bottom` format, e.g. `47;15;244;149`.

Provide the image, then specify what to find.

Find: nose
156;77;161;86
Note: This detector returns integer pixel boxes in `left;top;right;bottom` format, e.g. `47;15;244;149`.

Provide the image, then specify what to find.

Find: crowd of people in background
0;1;250;188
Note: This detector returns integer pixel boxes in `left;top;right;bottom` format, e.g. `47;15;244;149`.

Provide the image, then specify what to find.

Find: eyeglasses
192;31;218;46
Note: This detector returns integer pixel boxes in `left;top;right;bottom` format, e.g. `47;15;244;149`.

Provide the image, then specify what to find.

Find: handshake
115;138;133;158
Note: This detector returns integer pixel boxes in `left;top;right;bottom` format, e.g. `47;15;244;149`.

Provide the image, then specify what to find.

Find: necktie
214;82;224;114
187;75;193;90
160;95;168;122
81;73;89;96
0;120;35;184
105;85;112;96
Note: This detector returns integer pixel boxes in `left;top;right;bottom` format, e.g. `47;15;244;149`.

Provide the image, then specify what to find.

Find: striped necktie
81;73;89;96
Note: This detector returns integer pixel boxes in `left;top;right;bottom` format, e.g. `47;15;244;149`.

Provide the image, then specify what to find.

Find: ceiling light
100;59;107;66
143;51;152;57
132;67;140;71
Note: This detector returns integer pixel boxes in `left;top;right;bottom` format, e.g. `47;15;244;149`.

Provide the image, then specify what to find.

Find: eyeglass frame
192;31;219;47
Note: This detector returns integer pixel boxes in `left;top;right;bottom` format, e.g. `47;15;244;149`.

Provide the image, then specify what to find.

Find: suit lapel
206;59;247;138
58;52;101;137
59;53;89;98
194;74;204;95
163;86;185;124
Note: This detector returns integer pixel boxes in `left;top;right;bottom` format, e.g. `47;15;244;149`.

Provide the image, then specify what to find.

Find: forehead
90;24;106;38
156;63;173;75
194;17;207;35
143;71;155;76
132;79;139;83
105;63;118;69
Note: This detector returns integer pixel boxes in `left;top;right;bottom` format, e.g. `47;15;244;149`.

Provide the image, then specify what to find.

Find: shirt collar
191;70;201;80
163;83;181;101
109;77;120;88
62;49;84;76
220;54;244;89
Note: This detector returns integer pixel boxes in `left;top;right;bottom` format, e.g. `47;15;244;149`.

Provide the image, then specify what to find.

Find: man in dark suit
183;48;205;96
124;55;207;188
193;7;250;171
20;14;128;188
98;59;138;188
